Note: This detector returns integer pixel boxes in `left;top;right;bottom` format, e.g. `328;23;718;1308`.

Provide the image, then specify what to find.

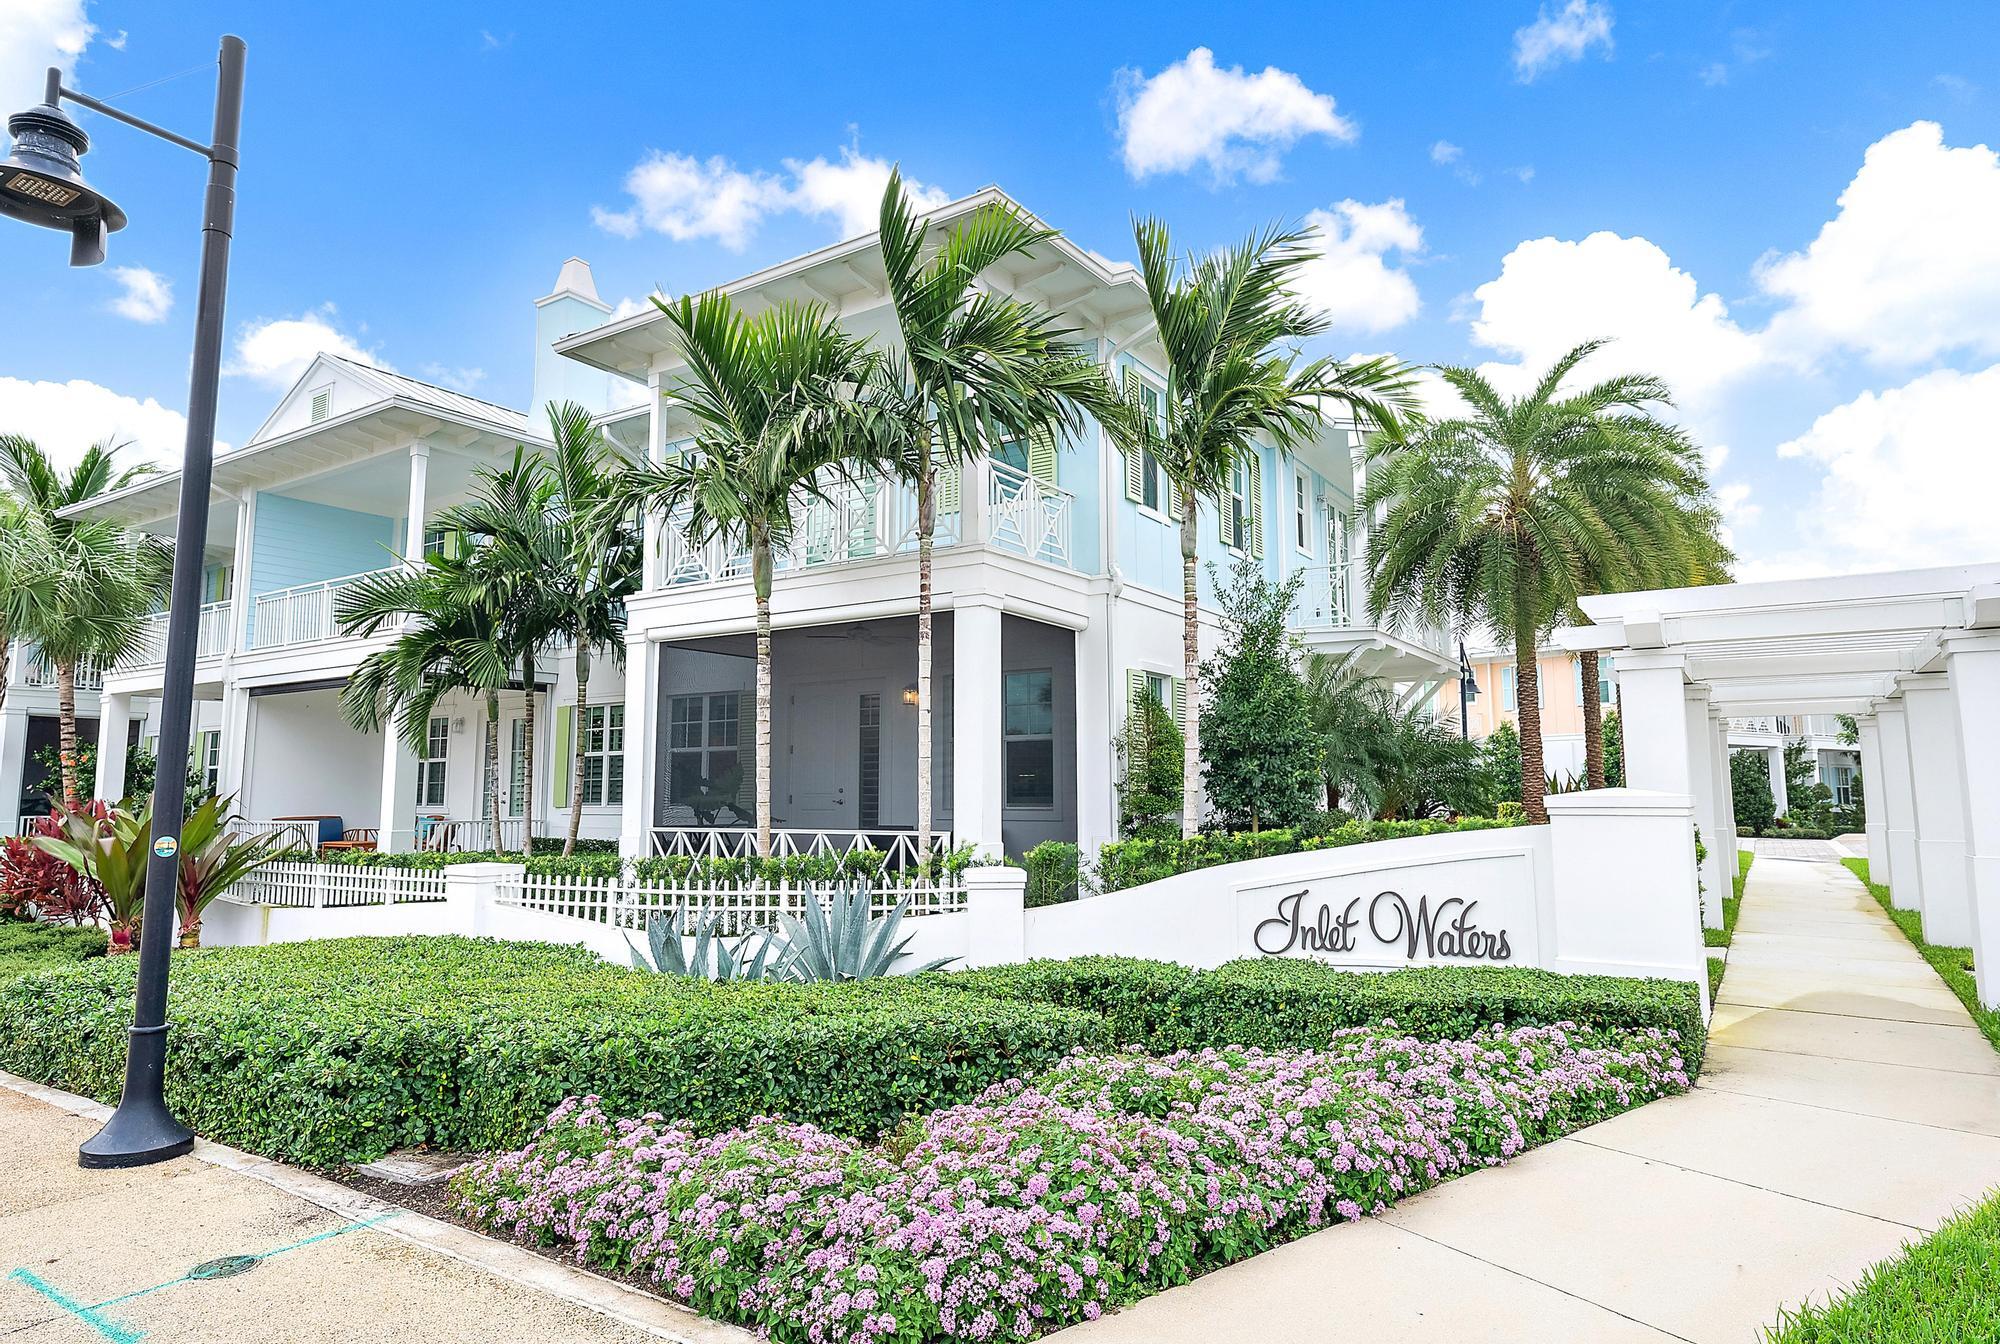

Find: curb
0;1071;757;1344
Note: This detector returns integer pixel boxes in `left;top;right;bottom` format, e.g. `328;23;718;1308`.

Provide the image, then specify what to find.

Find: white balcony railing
11;650;105;692
1289;562;1356;629
649;826;954;870
987;461;1072;567
252;568;396;650
114;600;235;672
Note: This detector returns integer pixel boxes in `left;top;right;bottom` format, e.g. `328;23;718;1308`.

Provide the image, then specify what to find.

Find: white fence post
963;864;1027;968
441;862;524;937
1544;789;1709;1017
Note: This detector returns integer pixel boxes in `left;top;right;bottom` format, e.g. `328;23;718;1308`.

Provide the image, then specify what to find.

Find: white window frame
1134;381;1172;521
196;730;220;796
1143;670;1172;708
416;715;449;809
666;693;735;810
1224;457;1252;555
423;524;449;560
1293;468;1313;556
1002;668;1057;810
580;703;626;808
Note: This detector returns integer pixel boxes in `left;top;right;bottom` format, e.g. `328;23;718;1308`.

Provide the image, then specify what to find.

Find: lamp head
0;95;126;266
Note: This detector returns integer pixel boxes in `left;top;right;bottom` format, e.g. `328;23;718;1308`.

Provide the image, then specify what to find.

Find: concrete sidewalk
1055;855;2000;1343
0;1084;745;1344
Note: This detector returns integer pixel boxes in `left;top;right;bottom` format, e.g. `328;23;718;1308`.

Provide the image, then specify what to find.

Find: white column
230;489;257;652
1073;610;1115;860
92;692;132;803
1546;789;1707;1015
961;457;990;545
1712;712;1738;857
378;726;421;854
1616;653;1694;794
1855;714;1890;886
952;595;1006;857
1941;631;2000;1006
1873;697;1924;913
641;372;664;592
1899;672;1972;946
0;708;28;824
1685;685;1726;929
403;441;431;564
217;685;253;807
619;635;659;860
1766;744;1789;820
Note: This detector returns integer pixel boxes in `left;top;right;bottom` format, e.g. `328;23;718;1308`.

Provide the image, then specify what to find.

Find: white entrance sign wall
1232;849;1534;969
1898;672;1972;946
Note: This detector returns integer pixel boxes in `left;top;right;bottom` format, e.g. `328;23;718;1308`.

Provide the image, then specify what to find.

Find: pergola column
1686;686;1726;928
1766;744;1789;820
1941;630;2000;1007
1898;671;1972;946
1711;710;1738;858
1855;714;1890;886
1871;697;1924;913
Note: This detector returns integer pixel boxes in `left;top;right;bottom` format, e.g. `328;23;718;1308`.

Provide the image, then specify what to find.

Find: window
857;694;882;827
1225;458;1251;551
423;525;449;560
580;704;626;807
1824;763;1855;807
1575;656;1618;707
308;386;332;423
667;694;735;808
482;719;529;818
1144;671;1172;709
416;715;449;808
1004;670;1056;808
1294;470;1312;553
195;731;220;796
1500;666;1542;713
1122;374;1172;515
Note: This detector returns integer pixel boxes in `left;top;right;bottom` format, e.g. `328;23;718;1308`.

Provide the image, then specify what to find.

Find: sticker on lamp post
153;836;178;858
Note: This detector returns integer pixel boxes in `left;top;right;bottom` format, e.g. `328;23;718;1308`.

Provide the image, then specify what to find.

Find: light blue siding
245;492;398;641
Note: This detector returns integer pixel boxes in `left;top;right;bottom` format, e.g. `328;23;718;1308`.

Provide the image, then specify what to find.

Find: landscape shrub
1092;814;1525;892
0;919;106;982
942;956;1196;1044
0;936;1105;1166
1021;842;1080;907
452;1023;1692;1344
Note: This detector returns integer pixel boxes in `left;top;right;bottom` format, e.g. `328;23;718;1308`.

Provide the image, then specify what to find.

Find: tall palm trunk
915;449;934;868
1580;649;1606;790
56;659;80;809
485;688;502;852
751;524;774;860
1179;502;1201;838
0;631;12;719
1513;577;1548;825
519;651;536;856
564;647;589;856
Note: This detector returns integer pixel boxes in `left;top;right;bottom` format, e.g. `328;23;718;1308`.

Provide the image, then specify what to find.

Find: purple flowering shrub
450;1022;1689;1343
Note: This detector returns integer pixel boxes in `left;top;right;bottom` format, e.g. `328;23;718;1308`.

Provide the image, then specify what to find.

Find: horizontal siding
249;492;398;598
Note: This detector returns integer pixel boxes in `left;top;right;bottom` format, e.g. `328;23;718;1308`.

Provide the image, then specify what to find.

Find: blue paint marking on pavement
8;1268;144;1344
8;1212;395;1340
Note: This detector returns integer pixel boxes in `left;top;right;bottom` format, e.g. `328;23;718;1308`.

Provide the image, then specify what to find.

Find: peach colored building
1436;644;1617;781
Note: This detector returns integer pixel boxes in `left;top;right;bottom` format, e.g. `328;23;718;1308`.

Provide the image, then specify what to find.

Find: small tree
1602;709;1625;787
1731;749;1777;835
1197;559;1320;831
1115;694;1183;838
1485;721;1523;806
1782;739;1815;812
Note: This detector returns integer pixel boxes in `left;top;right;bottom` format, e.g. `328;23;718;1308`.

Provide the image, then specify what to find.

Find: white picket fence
224;860;448;909
494;869;968;936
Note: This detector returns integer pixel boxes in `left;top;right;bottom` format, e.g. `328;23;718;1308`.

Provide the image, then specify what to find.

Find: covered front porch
628;610;1087;861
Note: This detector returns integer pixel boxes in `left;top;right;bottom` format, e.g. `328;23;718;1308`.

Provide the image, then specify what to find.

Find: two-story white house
70;189;1452;860
2;644;161;829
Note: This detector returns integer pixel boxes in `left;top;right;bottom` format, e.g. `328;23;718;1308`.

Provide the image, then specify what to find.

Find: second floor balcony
654;461;1075;589
114;600;236;673
252;569;397;651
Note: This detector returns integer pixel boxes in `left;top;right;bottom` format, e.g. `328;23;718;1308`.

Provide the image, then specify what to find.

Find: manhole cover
188;1255;260;1281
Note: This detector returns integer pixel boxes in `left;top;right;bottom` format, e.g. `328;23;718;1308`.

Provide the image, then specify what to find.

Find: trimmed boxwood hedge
941;955;1706;1071
1093;816;1525;893
0;936;1704;1169
0;920;106;982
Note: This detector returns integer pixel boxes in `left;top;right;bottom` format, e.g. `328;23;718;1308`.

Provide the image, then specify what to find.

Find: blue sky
4;1;1998;579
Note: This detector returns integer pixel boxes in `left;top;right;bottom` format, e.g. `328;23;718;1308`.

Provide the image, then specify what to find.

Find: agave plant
626;906;786;982
174;793;299;948
33;801;148;952
773;882;955;982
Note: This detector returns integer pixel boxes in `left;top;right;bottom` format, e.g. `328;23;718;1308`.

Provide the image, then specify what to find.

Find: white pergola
1564;563;2000;1007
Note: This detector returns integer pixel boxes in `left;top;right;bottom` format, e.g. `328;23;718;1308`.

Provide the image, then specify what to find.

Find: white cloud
106;265;171;323
1714;479;1758;526
0;376;192;471
1114;48;1355;184
1293;199;1423;335
1430;140;1462;165
592;145;945;250
0;0;93;118
1513;1;1614;82
1756;121;2000;366
1774;363;2000;572
1466;231;1765;410
227;305;387;390
419;363;486;393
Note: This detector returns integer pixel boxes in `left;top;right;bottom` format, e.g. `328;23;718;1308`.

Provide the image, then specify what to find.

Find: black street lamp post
0;36;245;1168
1458;641;1479;742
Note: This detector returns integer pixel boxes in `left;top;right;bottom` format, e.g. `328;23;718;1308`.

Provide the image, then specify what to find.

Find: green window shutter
1126;669;1147;741
1027;426;1058;486
552;705;573;808
446;529;466;559
1219;478;1237;548
1248;454;1265;558
1171;677;1188;731
936;459;960;514
1120;370;1145;503
1168;478;1186;522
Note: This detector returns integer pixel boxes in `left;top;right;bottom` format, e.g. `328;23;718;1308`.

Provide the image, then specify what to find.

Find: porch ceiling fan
801;622;902;646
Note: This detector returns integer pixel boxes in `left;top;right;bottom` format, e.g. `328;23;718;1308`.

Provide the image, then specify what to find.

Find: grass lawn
1706;847;1754;999
1843;857;2000;1056
1765;1185;2000;1342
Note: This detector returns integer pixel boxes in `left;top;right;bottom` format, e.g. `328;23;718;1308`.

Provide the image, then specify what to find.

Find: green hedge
943;955;1706;1071
1022;842;1080;907
0;920;106;982
1094;816;1526;892
0;937;1106;1167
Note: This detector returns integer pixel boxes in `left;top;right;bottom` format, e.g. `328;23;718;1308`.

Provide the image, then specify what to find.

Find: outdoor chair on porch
319;827;377;855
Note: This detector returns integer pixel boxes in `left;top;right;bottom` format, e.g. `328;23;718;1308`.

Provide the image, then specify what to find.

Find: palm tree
873;170;1119;861
0;437;166;807
1362;341;1710;823
337;549;516;850
0;501;61;722
1114;220;1419;836
620;293;883;859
